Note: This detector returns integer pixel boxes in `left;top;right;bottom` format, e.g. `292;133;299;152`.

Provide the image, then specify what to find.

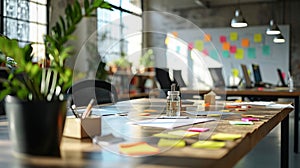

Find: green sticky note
254;33;262;43
157;139;186;147
168;130;200;137
209;50;219;61
222;50;230;58
194;40;204;51
235;48;244;60
153;133;181;139
191;140;226;149
232;68;239;77
211;133;242;141
262;45;270;56
247;48;256;59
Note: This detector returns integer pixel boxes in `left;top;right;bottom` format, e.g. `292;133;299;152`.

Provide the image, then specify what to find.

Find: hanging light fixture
273;34;285;43
231;0;248;28
266;20;281;35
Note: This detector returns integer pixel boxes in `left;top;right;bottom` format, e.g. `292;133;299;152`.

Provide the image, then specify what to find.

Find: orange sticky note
119;142;160;156
222;42;230;50
241;38;250;47
204;34;211;42
172;31;178;37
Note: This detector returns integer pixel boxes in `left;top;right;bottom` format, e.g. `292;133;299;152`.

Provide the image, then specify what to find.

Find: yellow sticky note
232;68;239;77
194;40;204;51
157;139;186;147
204;34;211;42
222;42;230;50
235;48;244;60
168;130;200;137
165;37;170;45
254;33;262;43
191;140;226;149
230;32;238;41
119;142;160;156
241;38;250;47
211;133;242;141
153;133;181;139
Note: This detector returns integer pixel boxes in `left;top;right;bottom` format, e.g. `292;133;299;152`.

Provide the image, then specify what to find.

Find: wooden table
0;98;293;168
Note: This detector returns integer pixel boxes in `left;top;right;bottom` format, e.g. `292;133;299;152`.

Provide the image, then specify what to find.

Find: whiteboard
175;25;290;86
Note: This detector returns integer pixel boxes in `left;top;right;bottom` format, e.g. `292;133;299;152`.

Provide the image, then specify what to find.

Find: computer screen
241;64;252;88
208;68;226;88
252;64;262;84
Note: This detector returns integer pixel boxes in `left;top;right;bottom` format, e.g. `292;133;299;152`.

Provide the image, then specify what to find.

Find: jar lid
167;91;180;95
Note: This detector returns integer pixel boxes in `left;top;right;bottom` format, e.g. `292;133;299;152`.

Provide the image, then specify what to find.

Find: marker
71;104;79;118
82;99;95;119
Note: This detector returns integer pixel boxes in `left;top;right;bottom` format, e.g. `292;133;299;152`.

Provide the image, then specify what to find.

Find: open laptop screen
277;68;287;87
252;64;262;84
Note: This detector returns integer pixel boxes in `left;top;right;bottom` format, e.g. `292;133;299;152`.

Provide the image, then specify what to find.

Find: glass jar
166;91;181;116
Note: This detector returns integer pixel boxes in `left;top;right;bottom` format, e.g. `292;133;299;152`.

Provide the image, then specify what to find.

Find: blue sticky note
262;45;270;56
222;50;230;58
209;50;219;61
247;48;256;59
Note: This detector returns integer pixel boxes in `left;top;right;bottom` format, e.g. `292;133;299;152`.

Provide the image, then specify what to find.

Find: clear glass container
166;91;181;116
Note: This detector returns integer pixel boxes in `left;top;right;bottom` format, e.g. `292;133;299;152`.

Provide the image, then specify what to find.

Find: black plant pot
5;95;68;157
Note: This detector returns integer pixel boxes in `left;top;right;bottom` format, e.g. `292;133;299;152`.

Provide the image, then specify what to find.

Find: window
0;0;48;61
97;0;142;69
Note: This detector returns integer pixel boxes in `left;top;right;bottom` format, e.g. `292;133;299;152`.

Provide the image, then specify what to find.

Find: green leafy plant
139;49;154;68
0;0;112;101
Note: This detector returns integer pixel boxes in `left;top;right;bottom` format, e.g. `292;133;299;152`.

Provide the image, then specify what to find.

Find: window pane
106;0;120;7
29;23;46;43
4;0;18;17
30;0;47;5
18;0;29;20
121;0;142;15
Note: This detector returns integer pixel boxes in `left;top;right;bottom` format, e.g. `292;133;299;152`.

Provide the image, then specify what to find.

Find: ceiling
164;0;277;10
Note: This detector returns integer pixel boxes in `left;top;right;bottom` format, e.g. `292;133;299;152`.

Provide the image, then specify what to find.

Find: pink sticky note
220;36;226;43
230;45;237;53
202;49;209;56
188;42;194;50
187;128;210;132
241;117;260;122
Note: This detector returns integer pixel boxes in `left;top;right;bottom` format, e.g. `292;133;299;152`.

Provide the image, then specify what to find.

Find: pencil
82;99;95;119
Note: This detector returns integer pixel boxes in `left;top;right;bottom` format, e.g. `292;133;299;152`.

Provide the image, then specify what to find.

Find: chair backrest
155;67;173;90
67;79;118;107
173;69;187;87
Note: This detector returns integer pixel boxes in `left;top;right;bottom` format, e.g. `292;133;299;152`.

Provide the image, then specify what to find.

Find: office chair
155;68;178;96
67;79;118;107
173;69;187;88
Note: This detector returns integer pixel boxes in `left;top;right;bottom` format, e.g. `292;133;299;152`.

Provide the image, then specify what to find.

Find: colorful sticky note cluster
119;142;160;156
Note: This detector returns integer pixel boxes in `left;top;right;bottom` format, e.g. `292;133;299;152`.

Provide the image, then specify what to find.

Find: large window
97;0;142;69
0;0;48;61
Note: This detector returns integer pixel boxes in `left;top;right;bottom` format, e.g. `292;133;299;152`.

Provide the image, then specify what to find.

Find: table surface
0;98;293;168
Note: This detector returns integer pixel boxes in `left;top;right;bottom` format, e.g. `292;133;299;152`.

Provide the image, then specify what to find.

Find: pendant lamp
266;20;281;35
231;9;248;28
273;34;285;43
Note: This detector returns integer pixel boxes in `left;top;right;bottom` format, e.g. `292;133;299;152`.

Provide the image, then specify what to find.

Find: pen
82;99;95;119
71;104;79;118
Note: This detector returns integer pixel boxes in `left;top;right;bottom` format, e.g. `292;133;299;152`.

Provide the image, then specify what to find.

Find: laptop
241;64;253;88
251;64;274;88
277;68;288;87
208;68;240;88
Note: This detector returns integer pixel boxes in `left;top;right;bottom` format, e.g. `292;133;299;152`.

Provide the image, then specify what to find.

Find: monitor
241;64;252;88
208;68;226;88
252;64;262;85
277;68;287;87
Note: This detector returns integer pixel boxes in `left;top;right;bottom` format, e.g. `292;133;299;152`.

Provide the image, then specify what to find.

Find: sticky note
172;31;178;37
157;139;186;147
222;42;230;50
241;117;259;122
119;142;160;156
188;42;194;50
230;32;238;41
204;34;211;42
232;68;239;77
176;46;180;53
229;121;253;125
187;127;210;132
202;49;209;56
194;40;204;51
254;33;262;43
220;36;226;43
209;50;219;60
241;38;250;47
153;133;182;139
247;48;256;59
165;37;170;45
191;140;226;149
230;45;237;53
262;45;270;56
235;48;244;60
222;50;230;58
168;130;200;137
211;133;242;141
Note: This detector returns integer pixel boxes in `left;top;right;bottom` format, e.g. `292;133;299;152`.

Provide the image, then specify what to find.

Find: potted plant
0;0;111;157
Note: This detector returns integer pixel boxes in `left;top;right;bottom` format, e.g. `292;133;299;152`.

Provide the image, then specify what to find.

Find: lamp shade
273;34;285;43
231;9;248;28
266;20;281;35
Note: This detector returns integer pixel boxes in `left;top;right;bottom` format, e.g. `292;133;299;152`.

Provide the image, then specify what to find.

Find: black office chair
173;69;187;88
67;79;118;107
155;68;178;96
